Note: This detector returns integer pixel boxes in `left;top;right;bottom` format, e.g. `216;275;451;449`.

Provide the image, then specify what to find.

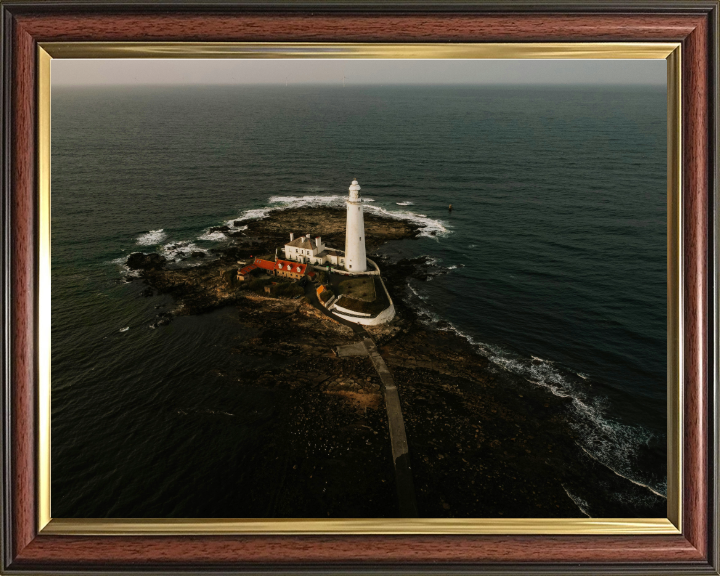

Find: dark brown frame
1;2;718;573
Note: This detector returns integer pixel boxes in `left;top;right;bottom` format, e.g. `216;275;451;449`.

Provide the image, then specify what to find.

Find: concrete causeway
305;279;418;516
362;337;418;518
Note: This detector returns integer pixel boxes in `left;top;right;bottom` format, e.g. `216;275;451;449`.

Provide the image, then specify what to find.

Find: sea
51;84;667;518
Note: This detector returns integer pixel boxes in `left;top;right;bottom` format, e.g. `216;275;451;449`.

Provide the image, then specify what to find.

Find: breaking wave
396;201;414;206
268;194;347;208
198;230;226;242
232;206;276;223
222;220;249;232
160;241;207;262
231;195;450;239
408;283;429;301
136;229;166;246
366;204;447;238
485;347;665;499
108;256;139;279
562;484;591;517
403;279;666;501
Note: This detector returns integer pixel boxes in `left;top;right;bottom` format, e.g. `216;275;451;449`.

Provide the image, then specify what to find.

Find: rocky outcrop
126;252;166;271
240;206;420;253
120;207;665;519
126;207;422;315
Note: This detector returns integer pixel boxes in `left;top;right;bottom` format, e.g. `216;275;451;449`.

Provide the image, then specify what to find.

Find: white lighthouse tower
344;178;367;272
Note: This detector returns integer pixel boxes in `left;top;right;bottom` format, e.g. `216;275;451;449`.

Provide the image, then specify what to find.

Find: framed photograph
1;1;718;574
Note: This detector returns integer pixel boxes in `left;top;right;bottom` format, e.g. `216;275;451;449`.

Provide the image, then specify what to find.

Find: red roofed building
238;258;311;282
237;263;257;281
253;258;276;271
275;259;307;280
237;258;275;282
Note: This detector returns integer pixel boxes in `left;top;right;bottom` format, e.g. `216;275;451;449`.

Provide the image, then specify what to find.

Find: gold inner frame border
37;41;682;536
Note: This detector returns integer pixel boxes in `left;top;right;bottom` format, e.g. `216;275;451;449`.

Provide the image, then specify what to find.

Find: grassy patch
273;282;305;298
337;277;376;302
333;277;389;315
318;288;335;304
335;296;386;315
242;276;273;294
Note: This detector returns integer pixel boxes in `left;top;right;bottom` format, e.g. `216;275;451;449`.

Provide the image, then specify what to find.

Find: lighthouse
344;178;367;272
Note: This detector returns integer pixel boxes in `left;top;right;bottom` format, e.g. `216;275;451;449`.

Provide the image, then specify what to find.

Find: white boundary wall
311;256;380;277
332;303;372;317
332;302;395;326
330;275;396;326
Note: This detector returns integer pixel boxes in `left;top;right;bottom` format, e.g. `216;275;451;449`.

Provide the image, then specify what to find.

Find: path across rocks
307;281;417;517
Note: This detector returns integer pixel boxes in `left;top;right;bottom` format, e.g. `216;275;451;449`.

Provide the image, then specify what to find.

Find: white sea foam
396;201;414;206
198;230;226;242
400;281;666;501
365;205;449;238
108;256;136;278
577;445;666;499
160;241;207;262
486;350;666;498
269;194;347;208
562;485;592;517
119;327;129;333
233;195;451;239
233;206;277;223
447;265;458;270
136;229;167;246
407;283;429;302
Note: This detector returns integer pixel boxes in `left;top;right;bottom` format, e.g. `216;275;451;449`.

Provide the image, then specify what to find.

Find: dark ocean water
51;84;666;517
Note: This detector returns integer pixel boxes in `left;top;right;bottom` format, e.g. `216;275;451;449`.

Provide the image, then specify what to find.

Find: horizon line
52;81;667;88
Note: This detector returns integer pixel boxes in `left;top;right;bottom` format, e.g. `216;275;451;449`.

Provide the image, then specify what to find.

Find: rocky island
125;206;666;519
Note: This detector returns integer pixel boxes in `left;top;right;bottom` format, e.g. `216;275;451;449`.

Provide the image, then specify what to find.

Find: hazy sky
52;59;666;86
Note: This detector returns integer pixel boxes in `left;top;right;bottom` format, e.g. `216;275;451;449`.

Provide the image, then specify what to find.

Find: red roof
254;258;276;271
239;263;257;275
275;259;307;275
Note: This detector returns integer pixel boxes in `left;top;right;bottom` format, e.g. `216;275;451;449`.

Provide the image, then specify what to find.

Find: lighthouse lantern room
344;179;367;272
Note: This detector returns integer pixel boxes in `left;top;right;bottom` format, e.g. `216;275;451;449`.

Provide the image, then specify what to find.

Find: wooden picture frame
1;1;718;573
